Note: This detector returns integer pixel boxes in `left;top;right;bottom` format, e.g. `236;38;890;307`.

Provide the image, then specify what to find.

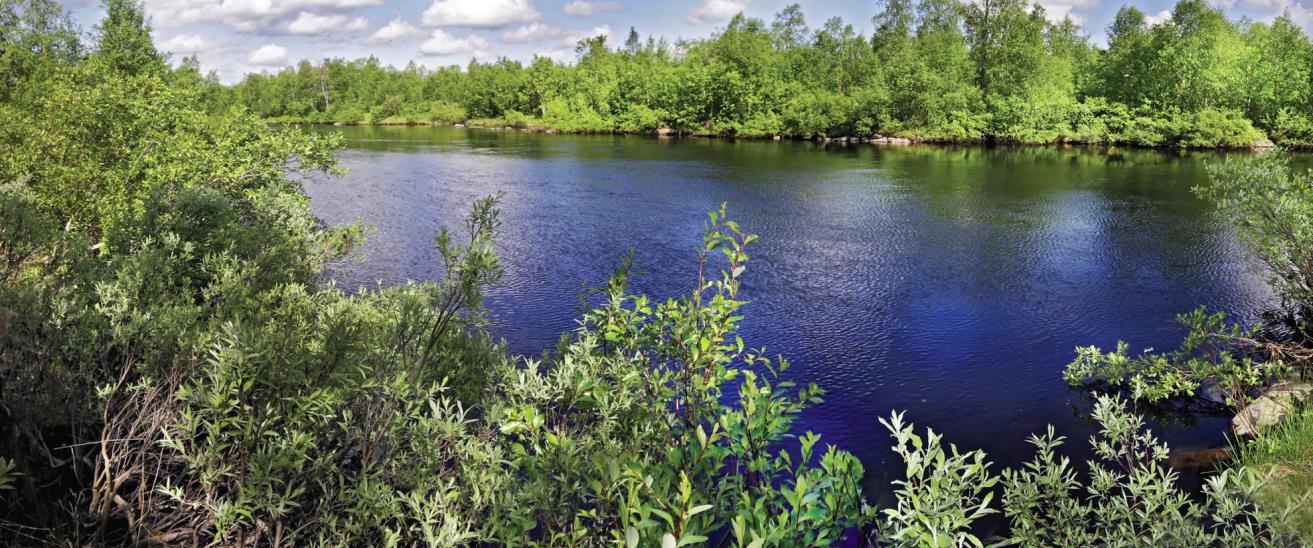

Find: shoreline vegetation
259;107;1283;151
3;0;1313;545
215;0;1313;151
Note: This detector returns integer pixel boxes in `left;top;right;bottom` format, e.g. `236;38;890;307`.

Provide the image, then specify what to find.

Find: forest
2;0;1313;545
209;0;1313;148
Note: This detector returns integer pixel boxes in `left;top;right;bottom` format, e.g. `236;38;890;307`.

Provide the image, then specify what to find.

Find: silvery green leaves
875;395;1301;546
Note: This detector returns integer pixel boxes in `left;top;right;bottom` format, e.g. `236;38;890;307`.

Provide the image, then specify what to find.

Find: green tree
93;0;163;76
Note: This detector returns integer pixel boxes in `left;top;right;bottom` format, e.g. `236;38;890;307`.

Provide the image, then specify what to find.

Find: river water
302;125;1278;502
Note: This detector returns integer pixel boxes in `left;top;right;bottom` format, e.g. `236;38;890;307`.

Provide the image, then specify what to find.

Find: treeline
222;0;1313;148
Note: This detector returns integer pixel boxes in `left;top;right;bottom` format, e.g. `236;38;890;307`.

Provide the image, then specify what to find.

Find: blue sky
62;0;1313;83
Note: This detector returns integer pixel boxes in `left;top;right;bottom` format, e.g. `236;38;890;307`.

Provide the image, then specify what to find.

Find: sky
61;0;1313;83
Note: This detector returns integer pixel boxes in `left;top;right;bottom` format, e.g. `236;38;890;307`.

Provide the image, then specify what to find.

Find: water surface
302;126;1277;502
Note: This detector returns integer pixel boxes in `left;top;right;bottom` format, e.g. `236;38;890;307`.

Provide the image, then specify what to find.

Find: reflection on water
301;125;1278;502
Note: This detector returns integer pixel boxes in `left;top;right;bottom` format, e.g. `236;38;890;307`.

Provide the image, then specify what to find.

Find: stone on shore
1232;381;1312;438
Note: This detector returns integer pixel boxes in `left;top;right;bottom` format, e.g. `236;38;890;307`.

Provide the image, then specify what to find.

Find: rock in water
1197;379;1229;406
1167;447;1231;470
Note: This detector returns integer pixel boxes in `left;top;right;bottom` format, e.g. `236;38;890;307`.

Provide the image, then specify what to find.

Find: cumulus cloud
1278;2;1313;29
247;43;289;66
142;0;381;33
567;25;613;45
158;33;211;54
1239;0;1313;26
419;29;491;56
502;22;570;43
1036;0;1096;24
286;11;367;34
367;18;425;43
563;0;622;18
421;0;540;29
498;23;611;48
685;0;750;24
1144;9;1172;25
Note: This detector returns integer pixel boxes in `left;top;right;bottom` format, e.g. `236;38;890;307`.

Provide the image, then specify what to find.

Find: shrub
1202;153;1313;310
614;103;665;133
869;395;1305;546
501;109;532;129
1184;108;1266;149
1063;307;1284;407
1267;109;1313;146
426;100;467;124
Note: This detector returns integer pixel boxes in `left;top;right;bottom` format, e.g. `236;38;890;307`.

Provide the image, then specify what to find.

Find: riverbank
267;111;1287;151
1234;408;1313;542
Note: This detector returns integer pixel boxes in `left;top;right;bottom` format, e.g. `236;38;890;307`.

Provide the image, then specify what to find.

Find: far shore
270;119;1288;152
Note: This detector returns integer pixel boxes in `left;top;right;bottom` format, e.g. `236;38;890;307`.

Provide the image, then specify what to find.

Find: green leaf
677;534;708;546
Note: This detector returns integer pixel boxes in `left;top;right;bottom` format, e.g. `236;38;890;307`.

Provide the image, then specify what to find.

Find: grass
1232;405;1313;542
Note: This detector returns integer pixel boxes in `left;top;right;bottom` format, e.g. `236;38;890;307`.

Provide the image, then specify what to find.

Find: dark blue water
301;126;1277;501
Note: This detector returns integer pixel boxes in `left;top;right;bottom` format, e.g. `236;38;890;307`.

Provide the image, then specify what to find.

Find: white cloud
538;48;574;62
286;11;367;34
158;33;211;54
143;0;382;32
367;18;424;43
502;22;569;43
419;29;491;56
684;0;750;24
421;0;540;29
502;23;562;43
1036;0;1096;24
563;0;622;18
568;25;613;45
1242;0;1313;33
1282;3;1313;30
247;43;289;66
1144;9;1172;25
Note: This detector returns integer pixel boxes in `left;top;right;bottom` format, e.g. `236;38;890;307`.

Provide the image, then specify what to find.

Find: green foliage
1183;109;1266;149
0;456;18;494
0;22;877;538
5;2;1313;545
998;395;1302;546
1064;307;1283;406
0;0;82;102
92;0;163;76
211;0;1296;148
425;100;467;124
1202;153;1313;308
876;412;998;546
1065;153;1313;410
1232;407;1313;543
868;394;1303;546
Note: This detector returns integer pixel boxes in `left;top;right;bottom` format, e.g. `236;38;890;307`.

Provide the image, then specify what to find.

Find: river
302;125;1278;502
